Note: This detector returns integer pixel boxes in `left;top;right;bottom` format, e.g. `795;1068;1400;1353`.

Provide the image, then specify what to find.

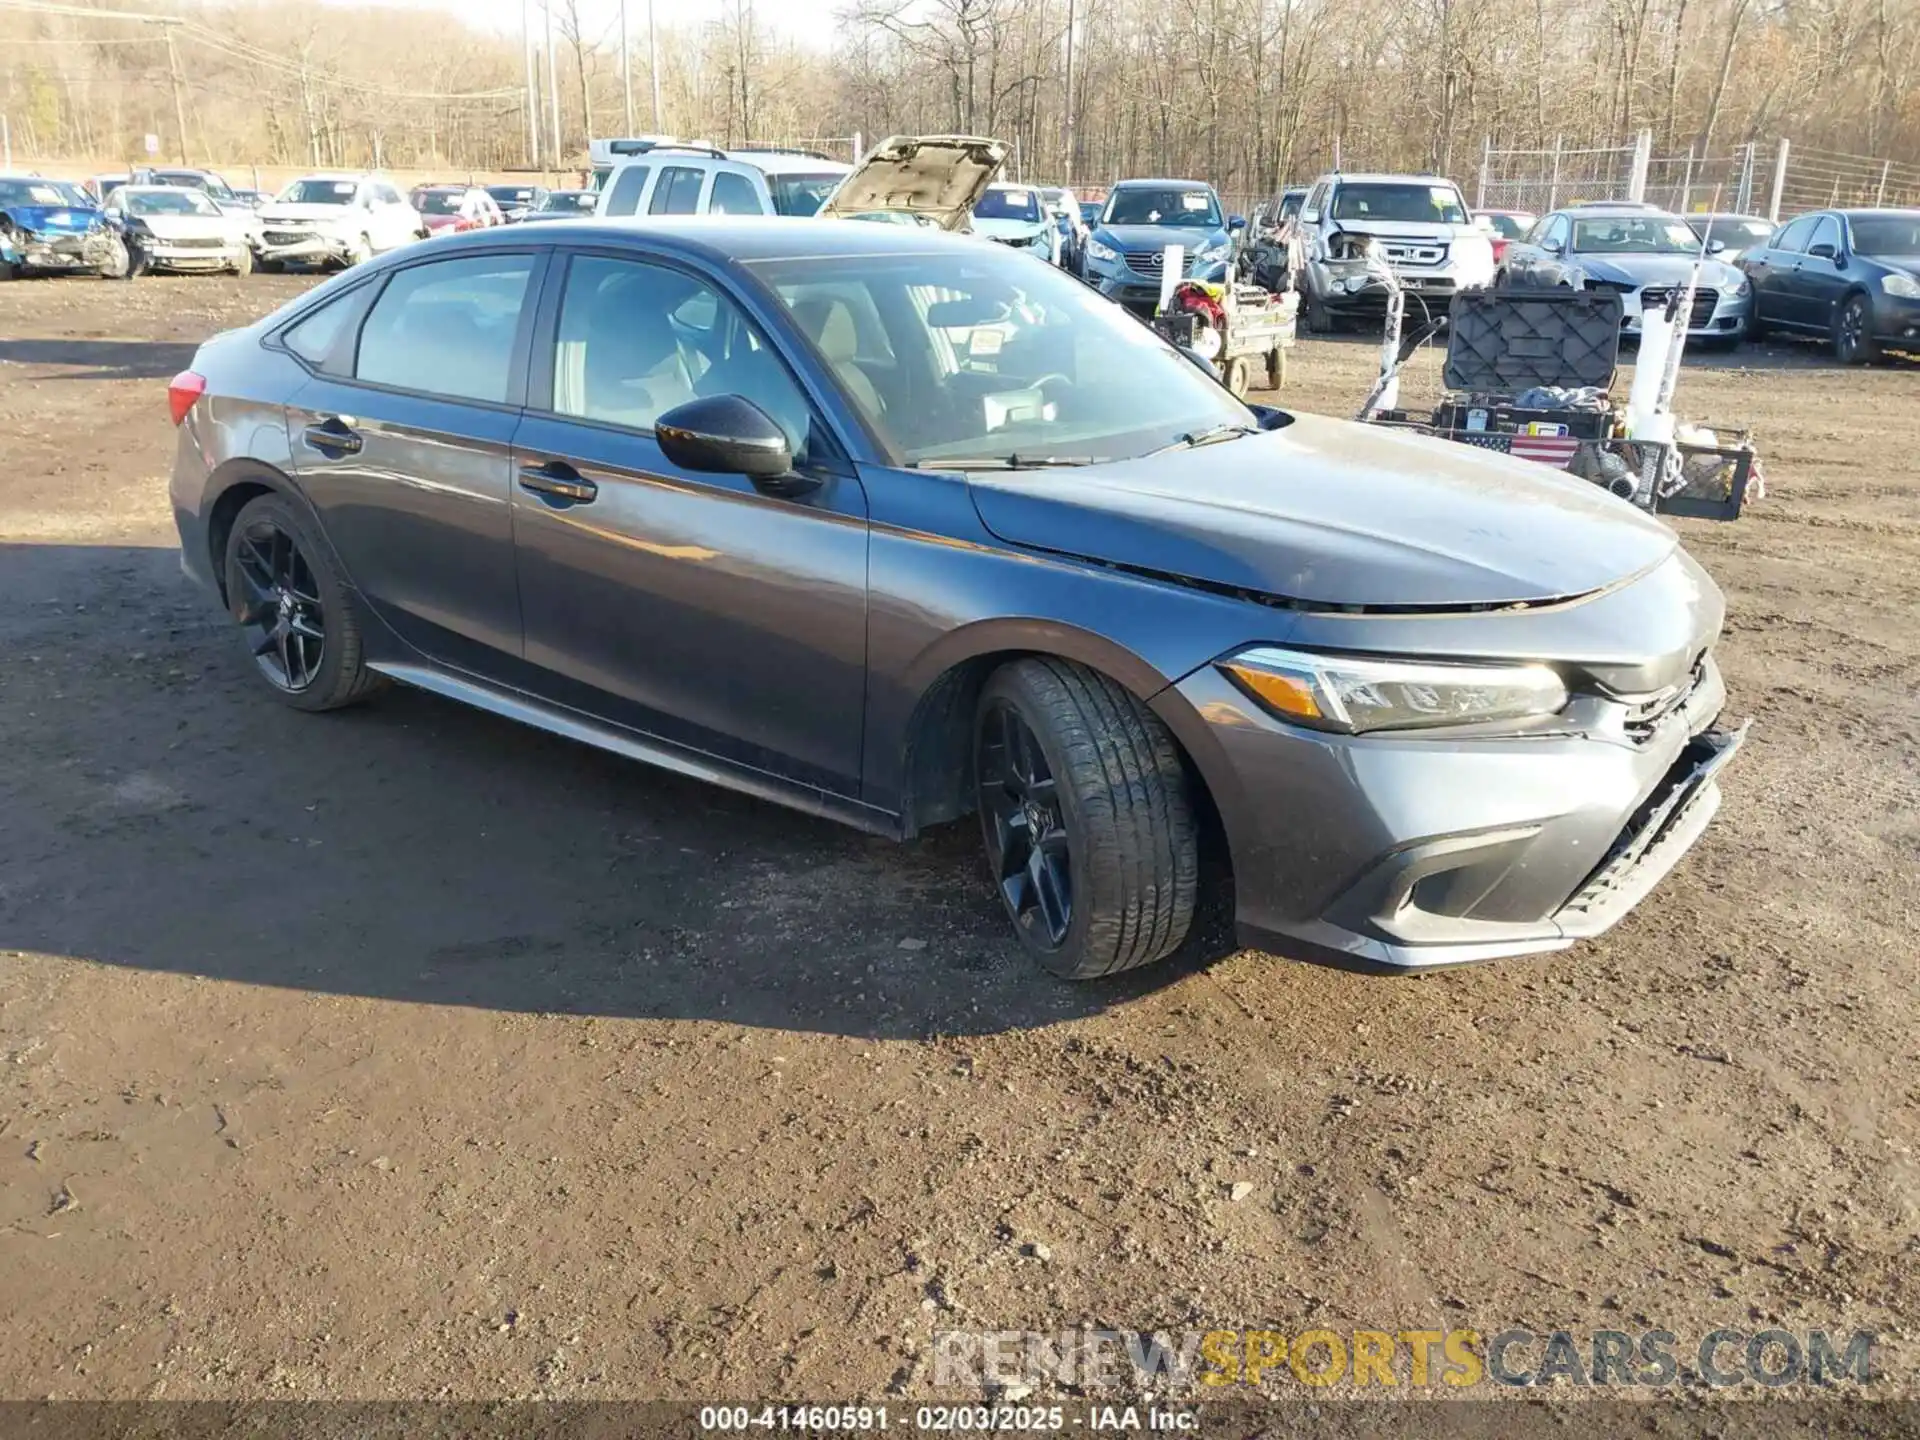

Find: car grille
169;237;225;249
1381;241;1448;267
1123;249;1199;279
1621;657;1707;743
1638;286;1717;329
263;230;316;245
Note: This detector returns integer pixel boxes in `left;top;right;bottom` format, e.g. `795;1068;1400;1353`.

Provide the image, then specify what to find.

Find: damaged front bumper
3;228;116;273
254;227;352;266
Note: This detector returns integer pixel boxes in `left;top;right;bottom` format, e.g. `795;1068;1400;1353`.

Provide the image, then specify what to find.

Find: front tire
974;659;1198;980
1834;293;1880;365
345;233;373;268
231;245;253;277
223;492;383;712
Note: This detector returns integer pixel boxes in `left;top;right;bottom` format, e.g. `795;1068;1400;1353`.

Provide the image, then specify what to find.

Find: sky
349;0;849;48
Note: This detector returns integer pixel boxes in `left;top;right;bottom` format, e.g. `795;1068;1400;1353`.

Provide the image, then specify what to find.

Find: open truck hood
817;135;1007;231
964;413;1678;609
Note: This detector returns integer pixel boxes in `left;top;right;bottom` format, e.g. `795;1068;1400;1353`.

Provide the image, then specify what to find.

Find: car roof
1561;203;1675;218
1109;177;1214;189
728;151;851;176
1691;211;1767;221
1833;207;1920;218
1321;172;1457;185
410;214;1004;264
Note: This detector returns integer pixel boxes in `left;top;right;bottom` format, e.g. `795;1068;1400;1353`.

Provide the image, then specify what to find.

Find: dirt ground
1;270;1916;1414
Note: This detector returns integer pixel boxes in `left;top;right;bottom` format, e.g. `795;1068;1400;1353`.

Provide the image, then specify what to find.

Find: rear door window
354;254;535;404
650;166;706;215
709;170;766;215
602;164;651;216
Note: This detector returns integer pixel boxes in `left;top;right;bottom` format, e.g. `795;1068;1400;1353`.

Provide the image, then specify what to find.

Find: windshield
152;170;231;199
751;247;1255;466
126;189;220;216
415;190;464;216
1278;192;1305;219
278;179;357;205
1103;186;1221;227
768;173;843;217
1849;215;1920;256
1692;216;1772;246
539;191;596;213
1330;183;1468;225
1571;216;1699;254
977;187;1042;223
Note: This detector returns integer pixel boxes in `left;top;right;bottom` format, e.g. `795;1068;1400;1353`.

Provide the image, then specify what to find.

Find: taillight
168;370;206;427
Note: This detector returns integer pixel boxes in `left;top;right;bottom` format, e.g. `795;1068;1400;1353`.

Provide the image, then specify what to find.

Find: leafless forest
2;0;1916;198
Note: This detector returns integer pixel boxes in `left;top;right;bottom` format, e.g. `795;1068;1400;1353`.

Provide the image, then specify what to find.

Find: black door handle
302;417;362;456
517;461;598;505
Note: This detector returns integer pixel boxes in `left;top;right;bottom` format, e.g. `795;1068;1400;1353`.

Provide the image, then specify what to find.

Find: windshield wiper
1146;423;1259;456
907;455;1098;471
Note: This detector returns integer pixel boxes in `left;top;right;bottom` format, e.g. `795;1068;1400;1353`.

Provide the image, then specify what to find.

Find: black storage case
1430;287;1625;442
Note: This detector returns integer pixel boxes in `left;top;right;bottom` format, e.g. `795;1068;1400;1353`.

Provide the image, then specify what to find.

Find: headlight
1198;240;1230;263
1219;646;1569;734
1027;230;1051;249
1720;277;1751;297
1085;236;1118;263
1883;273;1920;299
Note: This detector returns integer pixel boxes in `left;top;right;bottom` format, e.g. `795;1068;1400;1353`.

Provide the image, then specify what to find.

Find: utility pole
1062;0;1075;178
523;0;540;167
648;0;662;131
621;0;635;136
162;22;188;164
544;0;562;169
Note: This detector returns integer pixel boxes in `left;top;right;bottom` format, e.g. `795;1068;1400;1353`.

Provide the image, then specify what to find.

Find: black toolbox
1429;287;1624;440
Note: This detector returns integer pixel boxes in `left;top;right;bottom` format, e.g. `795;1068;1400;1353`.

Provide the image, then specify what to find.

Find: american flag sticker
1508;434;1581;468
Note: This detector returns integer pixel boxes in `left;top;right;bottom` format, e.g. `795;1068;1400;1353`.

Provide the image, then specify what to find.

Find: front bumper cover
1168;655;1747;973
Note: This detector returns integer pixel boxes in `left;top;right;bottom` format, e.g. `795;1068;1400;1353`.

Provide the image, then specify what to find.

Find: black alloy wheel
230;518;327;693
977;701;1074;952
1835;294;1879;365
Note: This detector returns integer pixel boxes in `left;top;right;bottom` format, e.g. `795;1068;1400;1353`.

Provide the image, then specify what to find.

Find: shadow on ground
0;337;201;381
0;543;1229;1039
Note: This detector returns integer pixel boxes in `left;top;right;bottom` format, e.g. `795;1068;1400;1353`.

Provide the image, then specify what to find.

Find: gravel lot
1;271;1915;1409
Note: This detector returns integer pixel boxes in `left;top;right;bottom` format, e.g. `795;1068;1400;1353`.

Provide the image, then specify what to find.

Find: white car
102;185;254;275
254;173;424;271
1297;171;1495;330
969;183;1062;263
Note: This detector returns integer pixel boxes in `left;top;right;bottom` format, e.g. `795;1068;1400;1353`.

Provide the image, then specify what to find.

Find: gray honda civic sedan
167;218;1746;979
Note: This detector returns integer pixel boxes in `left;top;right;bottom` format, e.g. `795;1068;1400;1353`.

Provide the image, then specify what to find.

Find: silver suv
1297;172;1495;330
596;145;853;219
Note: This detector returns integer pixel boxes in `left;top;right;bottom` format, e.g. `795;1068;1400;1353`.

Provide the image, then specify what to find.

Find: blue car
0;175;118;279
1081;178;1244;310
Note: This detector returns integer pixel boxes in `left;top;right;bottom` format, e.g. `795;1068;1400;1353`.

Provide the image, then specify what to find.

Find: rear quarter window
602;164;651;217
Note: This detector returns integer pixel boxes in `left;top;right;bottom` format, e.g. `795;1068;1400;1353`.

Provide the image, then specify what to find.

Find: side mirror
1808;241;1837;260
1301;209;1320;224
1542;239;1563;255
1706;238;1726;255
655;394;804;488
1228;214;1247;231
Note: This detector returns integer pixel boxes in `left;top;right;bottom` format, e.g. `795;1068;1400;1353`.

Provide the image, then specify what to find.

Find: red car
1473;209;1537;264
410;185;504;235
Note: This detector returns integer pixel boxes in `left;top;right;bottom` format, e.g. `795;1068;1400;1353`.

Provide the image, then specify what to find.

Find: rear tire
222;492;384;713
1222;355;1251;397
1834;292;1880;365
974;659;1198;980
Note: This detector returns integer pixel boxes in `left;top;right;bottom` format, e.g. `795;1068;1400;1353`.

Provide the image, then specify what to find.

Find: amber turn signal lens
1222;662;1323;721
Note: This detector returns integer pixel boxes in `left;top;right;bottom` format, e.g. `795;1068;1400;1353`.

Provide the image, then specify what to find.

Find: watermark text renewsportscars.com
932;1327;1878;1391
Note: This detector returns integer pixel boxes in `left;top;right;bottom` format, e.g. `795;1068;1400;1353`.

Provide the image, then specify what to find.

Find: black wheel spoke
978;699;1073;954
233;519;325;695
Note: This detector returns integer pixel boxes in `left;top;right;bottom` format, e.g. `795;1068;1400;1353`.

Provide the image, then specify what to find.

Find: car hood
1870;254;1920;276
421;213;465;230
4;204;101;233
257;203;357;225
817;134;1007;231
1575;253;1741;289
1097;222;1227;253
973;216;1050;241
1325;218;1465;242
964;414;1678;608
